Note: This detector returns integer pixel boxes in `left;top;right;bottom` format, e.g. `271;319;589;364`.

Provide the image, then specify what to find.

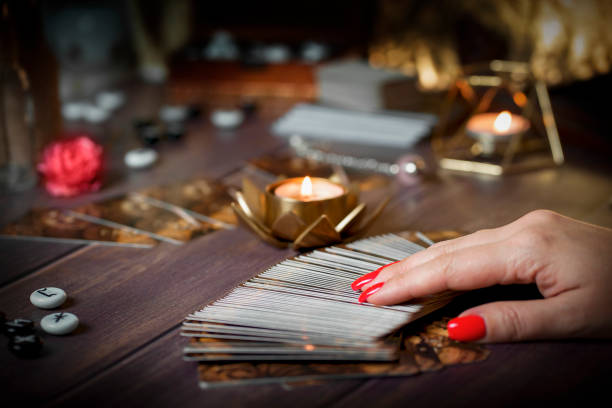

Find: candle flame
494;111;512;133
301;176;313;197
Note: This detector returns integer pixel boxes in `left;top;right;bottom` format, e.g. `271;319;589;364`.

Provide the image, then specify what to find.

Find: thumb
448;295;578;343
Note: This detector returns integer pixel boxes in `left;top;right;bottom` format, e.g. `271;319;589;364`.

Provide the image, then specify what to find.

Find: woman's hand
352;210;612;343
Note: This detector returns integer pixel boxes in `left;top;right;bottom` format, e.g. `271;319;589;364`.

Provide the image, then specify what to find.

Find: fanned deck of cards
136;178;236;230
181;231;490;388
0;208;158;248
0;177;237;247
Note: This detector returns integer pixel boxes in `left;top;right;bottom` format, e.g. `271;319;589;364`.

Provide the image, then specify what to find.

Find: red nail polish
351;261;399;291
358;282;384;303
351;270;380;291
447;315;486;342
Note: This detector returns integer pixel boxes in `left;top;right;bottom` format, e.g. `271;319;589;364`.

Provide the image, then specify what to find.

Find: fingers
453;294;582;343
357;211;557;294
358;226;519;293
364;241;537;305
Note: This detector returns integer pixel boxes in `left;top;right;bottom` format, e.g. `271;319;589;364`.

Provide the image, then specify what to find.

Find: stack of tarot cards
181;232;472;387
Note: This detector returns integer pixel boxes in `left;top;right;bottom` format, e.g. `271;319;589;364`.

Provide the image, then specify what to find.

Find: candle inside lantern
467;110;530;138
466;110;530;154
273;176;345;202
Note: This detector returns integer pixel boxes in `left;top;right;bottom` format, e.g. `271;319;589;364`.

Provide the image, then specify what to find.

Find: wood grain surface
1;81;611;407
0;239;82;287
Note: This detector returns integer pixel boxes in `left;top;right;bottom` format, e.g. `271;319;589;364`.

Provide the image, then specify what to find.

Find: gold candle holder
231;176;389;249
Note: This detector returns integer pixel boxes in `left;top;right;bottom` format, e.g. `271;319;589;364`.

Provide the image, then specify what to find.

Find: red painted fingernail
351;270;380;291
351;261;399;291
358;282;385;303
447;315;486;342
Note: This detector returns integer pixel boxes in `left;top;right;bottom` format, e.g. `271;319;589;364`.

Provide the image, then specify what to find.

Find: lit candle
466;111;530;155
264;175;356;238
273;176;345;202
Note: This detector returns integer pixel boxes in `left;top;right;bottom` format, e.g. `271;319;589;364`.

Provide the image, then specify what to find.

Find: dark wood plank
0;228;295;404
330;340;612;407
0;239;82;287
53;327;363;408
369;152;612;238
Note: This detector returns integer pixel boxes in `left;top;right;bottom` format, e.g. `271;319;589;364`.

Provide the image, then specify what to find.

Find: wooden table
1;82;611;407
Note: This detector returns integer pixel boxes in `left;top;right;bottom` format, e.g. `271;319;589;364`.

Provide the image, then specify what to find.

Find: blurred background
1;0;611;197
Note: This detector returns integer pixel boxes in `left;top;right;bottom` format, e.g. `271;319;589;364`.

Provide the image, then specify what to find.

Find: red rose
37;135;104;197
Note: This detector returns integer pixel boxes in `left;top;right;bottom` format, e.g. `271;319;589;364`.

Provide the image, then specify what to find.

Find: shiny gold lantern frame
433;60;564;176
231;176;389;249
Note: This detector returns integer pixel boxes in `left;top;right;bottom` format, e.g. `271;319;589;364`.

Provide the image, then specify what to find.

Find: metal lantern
433;60;564;176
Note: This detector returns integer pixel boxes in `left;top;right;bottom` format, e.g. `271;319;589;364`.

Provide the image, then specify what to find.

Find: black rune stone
3;318;35;337
8;334;43;358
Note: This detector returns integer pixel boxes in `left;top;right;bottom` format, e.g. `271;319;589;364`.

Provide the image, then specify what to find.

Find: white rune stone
210;109;244;129
124;148;158;169
40;312;79;335
29;287;67;309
